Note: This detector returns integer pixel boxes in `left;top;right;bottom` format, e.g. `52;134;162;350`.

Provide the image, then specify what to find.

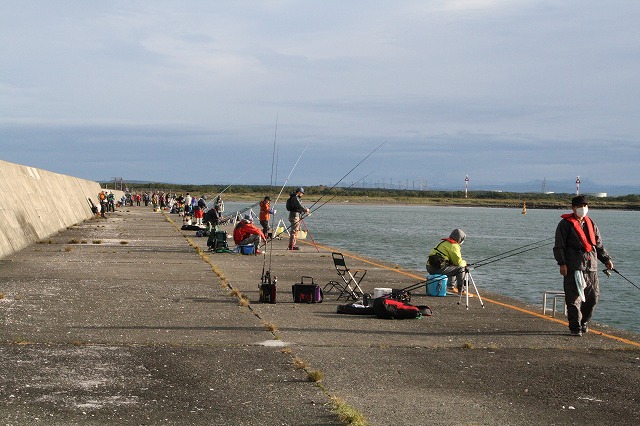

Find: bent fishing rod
263;170;375;245
603;268;640;292
471;237;555;269
307;140;386;211
308;170;375;215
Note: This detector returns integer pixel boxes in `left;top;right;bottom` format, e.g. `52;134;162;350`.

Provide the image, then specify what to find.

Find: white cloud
0;1;639;191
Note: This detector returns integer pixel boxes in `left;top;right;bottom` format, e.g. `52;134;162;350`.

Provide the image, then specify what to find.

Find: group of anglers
167;188;307;254
191;188;615;338
426;195;614;337
101;185;614;336
227;187;310;254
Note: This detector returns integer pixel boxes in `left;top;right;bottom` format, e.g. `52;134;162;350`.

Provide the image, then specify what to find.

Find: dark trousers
260;220;269;237
427;264;465;290
563;270;600;332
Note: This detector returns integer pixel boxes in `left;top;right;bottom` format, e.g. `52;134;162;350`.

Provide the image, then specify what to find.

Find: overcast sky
1;1;639;191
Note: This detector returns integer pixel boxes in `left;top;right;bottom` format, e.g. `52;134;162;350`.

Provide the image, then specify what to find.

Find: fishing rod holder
458;270;485;309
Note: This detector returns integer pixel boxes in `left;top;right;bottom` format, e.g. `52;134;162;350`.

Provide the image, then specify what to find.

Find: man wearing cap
285;187;310;251
553;195;614;337
233;215;266;255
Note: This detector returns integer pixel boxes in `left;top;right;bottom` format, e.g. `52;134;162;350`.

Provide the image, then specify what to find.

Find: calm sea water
228;202;640;334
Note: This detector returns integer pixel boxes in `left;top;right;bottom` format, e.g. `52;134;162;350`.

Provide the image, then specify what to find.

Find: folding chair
330;252;366;301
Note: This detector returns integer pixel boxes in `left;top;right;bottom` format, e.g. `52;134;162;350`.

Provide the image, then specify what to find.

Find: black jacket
553;216;611;272
286;192;306;217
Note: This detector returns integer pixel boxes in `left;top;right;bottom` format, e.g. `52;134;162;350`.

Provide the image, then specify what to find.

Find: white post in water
576;176;581;195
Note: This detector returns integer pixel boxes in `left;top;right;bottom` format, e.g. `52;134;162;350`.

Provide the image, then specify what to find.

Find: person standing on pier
259;196;275;237
553;195;614;337
286;187;309;251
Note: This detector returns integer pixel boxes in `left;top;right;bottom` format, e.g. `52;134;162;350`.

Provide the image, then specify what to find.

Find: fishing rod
309;170;375;214
472;239;554;269
270;114;278;188
472;237;555;268
272;144;310;206
260;116;282;291
603;268;640;292
263;143;310;280
205;175;243;210
263;171;375;245
307;141;386;211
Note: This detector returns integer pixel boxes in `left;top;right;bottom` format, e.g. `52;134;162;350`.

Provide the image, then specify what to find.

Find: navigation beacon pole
576;176;581;195
465;175;469;198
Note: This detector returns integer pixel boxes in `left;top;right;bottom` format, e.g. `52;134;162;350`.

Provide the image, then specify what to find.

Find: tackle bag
259;283;277;304
373;297;432;320
336;302;376;315
292;276;323;303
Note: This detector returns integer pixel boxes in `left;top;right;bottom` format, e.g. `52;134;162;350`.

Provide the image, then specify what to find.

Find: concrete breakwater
0;159;117;260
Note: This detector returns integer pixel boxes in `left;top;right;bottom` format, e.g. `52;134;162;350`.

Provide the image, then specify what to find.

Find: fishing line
604;268;640;292
473;240;553;269
472;237;554;268
263;170;375;245
262;172;374;248
309;170;375;214
272;144;310;207
205;175;243;210
307;141;386;211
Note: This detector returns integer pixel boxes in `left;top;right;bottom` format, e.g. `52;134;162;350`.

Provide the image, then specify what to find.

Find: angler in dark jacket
553;195;614;337
286;187;309;251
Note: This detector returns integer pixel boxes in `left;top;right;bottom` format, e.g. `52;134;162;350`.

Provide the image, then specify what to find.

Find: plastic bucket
426;274;448;297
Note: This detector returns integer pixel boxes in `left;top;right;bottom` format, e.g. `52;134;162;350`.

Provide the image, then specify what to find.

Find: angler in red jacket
233;215;266;254
553;195;614;337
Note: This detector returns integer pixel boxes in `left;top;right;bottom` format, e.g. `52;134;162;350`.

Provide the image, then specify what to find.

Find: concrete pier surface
1;207;639;425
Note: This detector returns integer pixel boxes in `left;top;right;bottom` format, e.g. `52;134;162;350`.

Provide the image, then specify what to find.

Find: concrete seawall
0;159;116;260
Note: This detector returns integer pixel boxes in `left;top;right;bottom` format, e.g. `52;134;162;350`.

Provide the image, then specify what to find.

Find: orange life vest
561;213;596;252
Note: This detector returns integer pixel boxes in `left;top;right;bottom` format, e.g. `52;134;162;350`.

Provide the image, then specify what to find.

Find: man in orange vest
259;196;275;237
553;195;614;337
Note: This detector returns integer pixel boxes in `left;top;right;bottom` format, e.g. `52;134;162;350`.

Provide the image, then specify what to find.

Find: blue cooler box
239;244;255;255
426;274;448;297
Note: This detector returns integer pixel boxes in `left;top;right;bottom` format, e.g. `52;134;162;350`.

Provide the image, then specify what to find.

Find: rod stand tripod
457;269;485;309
